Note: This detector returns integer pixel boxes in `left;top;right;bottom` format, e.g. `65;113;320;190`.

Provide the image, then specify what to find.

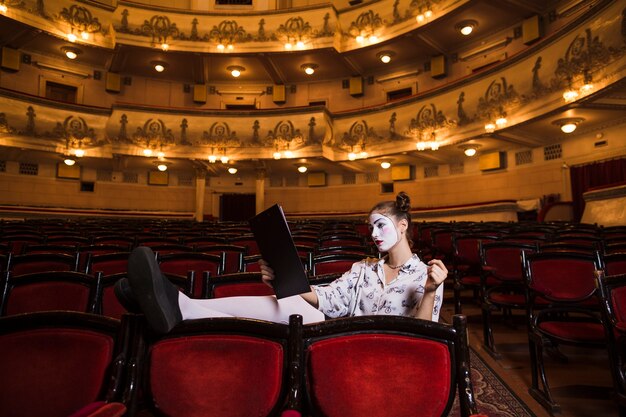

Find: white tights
178;293;326;324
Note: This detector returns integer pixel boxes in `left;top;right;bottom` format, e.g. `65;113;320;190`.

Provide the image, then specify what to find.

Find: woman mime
116;192;448;334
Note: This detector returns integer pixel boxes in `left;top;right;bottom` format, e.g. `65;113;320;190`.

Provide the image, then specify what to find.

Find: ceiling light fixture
553;117;585;134
378;158;393;169
456;20;478;36
152;61;168;73
301;63;318;75
227;65;245;78
459;144;481;157
67;33;77;42
161;43;169;51
377;51;395;64
62;46;81;60
208;154;217;163
0;3;7;13
74;148;85;158
273;151;282;159
143;148;153;157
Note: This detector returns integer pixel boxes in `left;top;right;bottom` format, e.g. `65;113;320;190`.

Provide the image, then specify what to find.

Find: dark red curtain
570;158;626;221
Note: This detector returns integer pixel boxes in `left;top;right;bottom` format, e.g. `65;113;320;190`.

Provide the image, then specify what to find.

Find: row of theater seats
0;311;481;417
0;243;374;318
417;223;626;415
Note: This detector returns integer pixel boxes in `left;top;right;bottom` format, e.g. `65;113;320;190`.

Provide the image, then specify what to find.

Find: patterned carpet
448;349;537;417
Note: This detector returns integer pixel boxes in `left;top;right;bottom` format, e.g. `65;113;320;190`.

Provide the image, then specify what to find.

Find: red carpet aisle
448;349;537;417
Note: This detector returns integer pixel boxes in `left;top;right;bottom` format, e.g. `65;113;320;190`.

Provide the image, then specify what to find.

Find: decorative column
255;168;266;214
195;168;207;222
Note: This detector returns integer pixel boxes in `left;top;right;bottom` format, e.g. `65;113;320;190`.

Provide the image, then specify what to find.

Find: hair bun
395;191;411;212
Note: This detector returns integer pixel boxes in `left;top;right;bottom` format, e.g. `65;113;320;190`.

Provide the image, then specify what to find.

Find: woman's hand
426;259;448;292
259;259;275;288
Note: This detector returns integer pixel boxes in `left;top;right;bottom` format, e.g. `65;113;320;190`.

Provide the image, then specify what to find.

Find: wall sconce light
64;157;76;166
227;65;245;78
562;88;579;102
377;51;395;64
456;20;477;36
152;61;168;73
62;46;81;60
495;117;508;128
227;167;238;174
217;43;234;51
553;117;584;134
297;165;308;173
301;63;318;75
157;163;168;172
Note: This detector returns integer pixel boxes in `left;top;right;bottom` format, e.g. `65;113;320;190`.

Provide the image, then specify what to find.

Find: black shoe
127;246;182;334
113;278;141;313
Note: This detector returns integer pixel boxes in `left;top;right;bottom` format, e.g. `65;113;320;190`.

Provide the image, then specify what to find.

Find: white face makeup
369;213;399;252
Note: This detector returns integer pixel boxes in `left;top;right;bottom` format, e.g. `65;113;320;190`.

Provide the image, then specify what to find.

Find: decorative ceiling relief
456;92;474;126
115;9;333;47
347;10;384;42
265;120;305;152
475;77;520;132
50;116;98;145
337;120;380;158
208;20;250;46
199;122;239;147
58;5;104;38
140;15;179;47
404;103;456;150
132;119;176;152
276;17;312;48
0;113;15;134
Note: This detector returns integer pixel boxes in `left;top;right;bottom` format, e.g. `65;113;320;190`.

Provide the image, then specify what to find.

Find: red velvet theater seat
126;316;292;417
0;270;99;316
596;271;626;417
523;250;605;414
297;315;478;417
206;271;275;298
0;311;130;417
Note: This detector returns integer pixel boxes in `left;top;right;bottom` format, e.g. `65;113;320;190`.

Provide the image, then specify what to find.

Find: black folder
248;204;311;299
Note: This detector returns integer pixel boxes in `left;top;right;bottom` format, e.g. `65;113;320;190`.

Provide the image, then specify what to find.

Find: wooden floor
440;289;617;417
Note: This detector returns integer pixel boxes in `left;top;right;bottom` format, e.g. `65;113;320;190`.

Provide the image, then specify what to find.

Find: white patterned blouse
313;254;444;322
